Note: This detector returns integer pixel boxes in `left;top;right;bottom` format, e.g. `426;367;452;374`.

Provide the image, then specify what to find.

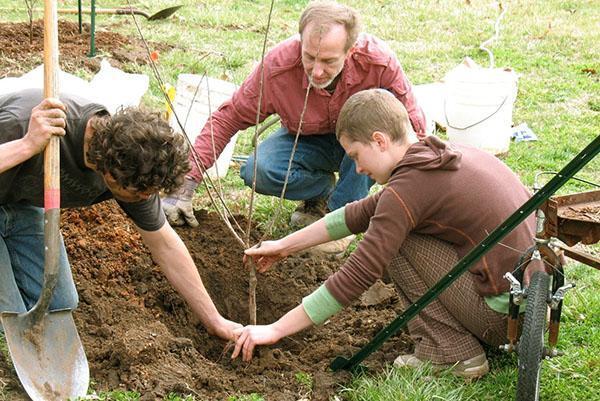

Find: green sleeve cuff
485;292;526;314
324;207;352;240
302;284;343;325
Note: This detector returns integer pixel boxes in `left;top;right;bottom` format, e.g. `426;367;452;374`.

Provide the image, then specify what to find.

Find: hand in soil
25;98;67;154
244;240;288;273
231;324;282;362
209;316;243;341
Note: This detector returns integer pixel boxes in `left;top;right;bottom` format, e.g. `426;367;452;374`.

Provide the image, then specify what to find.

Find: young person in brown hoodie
232;88;536;379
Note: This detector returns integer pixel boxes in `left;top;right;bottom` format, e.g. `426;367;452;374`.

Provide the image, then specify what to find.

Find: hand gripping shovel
0;2;88;400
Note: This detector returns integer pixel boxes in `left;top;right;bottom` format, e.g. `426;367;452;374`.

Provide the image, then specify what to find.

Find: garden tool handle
30;0;61;323
55;8;151;19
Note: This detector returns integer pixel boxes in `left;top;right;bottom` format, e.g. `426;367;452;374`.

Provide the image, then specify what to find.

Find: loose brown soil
0;19;169;77
1;202;410;400
0;19;411;400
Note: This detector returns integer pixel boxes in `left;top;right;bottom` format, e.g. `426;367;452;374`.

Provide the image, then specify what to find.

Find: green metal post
77;0;82;33
331;134;600;372
87;0;96;57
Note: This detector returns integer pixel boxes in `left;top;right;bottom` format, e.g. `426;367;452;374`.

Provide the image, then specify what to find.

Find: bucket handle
444;94;509;131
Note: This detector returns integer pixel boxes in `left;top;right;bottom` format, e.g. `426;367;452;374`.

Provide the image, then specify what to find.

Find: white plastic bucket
444;67;517;155
169;74;238;180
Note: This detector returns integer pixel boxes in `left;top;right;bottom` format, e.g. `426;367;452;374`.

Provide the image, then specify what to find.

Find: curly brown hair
86;107;190;194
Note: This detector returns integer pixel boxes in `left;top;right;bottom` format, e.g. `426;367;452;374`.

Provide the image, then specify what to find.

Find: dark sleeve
325;187;415;306
0;110;25;144
344;192;382;234
117;194;166;232
188;60;275;182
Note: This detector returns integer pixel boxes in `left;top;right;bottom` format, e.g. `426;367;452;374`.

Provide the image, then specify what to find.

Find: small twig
247;258;258;325
246;0;276;325
125;0;247;246
252;115;281;148
218;340;236;363
259;26;323;239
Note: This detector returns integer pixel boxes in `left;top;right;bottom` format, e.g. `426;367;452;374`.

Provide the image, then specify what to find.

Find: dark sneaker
290;198;328;227
393;353;489;379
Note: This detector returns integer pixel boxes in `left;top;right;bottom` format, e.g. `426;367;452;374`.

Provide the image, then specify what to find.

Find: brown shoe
290;198;328;227
393;353;489;379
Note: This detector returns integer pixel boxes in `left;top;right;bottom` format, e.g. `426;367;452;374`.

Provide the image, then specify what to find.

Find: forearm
0;138;35;174
188;118;231;181
280;219;331;254
272;304;314;339
139;224;223;329
188;104;255;182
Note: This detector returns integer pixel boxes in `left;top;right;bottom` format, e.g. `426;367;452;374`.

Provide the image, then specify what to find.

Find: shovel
55;5;183;21
0;1;88;400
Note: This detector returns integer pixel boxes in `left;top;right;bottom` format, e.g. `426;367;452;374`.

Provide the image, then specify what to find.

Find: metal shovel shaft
49;5;183;20
55;7;151;19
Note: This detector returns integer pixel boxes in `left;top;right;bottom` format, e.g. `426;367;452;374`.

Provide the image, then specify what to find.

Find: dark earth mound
1;202;410;400
0;19;168;77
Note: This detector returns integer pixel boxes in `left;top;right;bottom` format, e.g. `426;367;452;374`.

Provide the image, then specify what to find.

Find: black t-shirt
0;89;165;231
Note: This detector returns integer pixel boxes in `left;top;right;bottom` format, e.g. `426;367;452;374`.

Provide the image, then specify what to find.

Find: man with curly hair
0;89;241;340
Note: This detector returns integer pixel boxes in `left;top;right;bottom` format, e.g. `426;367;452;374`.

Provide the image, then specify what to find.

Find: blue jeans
0;204;78;315
240;127;374;211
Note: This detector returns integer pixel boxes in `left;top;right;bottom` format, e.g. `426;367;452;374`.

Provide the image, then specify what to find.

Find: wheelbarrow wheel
516;270;550;401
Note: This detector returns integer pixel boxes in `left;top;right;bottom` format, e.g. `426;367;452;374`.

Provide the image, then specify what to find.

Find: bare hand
244;240;288;273
231;324;282;362
208;317;243;341
24;98;67;154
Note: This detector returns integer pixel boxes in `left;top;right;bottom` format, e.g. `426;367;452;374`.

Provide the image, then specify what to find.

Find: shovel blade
148;5;183;20
1;310;88;401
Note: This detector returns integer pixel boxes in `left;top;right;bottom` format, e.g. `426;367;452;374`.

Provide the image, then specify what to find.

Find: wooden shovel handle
31;0;60;320
56;7;151;19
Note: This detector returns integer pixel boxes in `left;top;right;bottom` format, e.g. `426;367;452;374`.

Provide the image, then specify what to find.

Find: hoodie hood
393;136;462;173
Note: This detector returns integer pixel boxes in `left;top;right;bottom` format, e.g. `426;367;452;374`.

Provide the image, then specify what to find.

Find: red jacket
188;33;426;181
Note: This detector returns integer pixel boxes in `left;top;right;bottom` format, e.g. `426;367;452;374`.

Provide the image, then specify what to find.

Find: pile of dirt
0;202;411;400
0;19;169;77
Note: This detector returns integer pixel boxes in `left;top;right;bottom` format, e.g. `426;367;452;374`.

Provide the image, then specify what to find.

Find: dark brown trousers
387;234;508;363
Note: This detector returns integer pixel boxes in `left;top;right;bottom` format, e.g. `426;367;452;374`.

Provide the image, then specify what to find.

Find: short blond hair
336;89;410;143
299;1;361;52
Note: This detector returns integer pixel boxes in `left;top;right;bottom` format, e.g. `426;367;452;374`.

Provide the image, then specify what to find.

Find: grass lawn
0;0;599;400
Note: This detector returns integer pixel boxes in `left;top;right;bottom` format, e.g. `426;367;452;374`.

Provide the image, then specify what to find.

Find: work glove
162;177;200;227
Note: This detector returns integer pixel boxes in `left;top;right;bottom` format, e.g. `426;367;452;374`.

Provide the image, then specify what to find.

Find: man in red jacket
163;1;425;253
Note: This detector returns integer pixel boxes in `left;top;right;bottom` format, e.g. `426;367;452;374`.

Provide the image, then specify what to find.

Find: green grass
341;264;600;401
340;364;477;401
1;0;599;400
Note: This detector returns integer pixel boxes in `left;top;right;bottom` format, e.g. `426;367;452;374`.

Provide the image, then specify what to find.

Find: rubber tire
516;271;550;401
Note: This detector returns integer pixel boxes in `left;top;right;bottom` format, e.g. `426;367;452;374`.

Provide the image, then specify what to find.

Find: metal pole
77;0;82;33
88;0;96;57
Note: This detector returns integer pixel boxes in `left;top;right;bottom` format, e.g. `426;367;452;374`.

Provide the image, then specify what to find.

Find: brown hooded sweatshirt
325;136;535;306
